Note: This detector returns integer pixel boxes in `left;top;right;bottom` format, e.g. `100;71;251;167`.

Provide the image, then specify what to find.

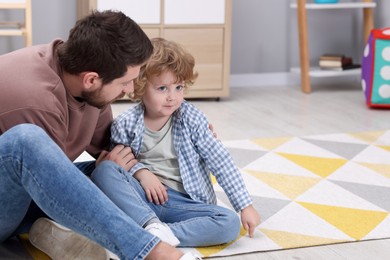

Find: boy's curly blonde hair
131;37;198;101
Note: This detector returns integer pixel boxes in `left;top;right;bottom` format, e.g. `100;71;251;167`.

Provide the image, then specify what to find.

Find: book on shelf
319;54;353;68
319;54;345;61
319;58;352;67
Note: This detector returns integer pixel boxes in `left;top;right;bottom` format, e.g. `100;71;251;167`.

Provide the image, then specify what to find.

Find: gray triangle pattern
250;195;291;222
215;190;234;210
302;138;368;160
331;180;390;212
216;191;290;222
226;148;267;168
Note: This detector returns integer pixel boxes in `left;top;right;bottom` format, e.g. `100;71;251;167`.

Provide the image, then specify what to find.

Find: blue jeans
91;160;241;247
0;124;159;259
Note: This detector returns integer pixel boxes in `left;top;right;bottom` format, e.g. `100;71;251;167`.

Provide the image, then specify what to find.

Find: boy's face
81;65;141;108
143;70;184;119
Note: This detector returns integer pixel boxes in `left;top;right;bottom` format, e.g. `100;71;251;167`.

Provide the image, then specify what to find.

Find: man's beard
81;88;125;109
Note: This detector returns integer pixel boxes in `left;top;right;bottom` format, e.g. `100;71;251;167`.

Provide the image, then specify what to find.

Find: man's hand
241;205;261;238
134;169;168;205
96;144;137;171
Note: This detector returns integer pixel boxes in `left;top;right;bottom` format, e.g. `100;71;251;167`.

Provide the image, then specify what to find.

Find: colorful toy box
362;28;390;108
314;0;338;3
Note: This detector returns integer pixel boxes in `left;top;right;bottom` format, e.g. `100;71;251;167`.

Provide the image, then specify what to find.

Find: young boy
91;38;261;247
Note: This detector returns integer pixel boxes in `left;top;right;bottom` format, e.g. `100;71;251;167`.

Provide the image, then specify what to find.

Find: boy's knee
94;160;119;172
219;209;241;243
229;211;241;237
91;160;121;181
224;208;240;225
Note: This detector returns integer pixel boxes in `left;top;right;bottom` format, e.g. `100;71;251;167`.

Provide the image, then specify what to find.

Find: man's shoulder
0;40;64;108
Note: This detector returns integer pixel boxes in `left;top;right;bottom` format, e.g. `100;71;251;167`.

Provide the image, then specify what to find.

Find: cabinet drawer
142;28;161;38
164;28;224;91
97;0;160;24
164;0;225;24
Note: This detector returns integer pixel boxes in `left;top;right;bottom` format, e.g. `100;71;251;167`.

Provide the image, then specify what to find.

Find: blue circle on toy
314;0;339;3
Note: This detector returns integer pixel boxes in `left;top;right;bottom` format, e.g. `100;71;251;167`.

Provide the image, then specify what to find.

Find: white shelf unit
291;66;361;77
0;0;32;46
290;0;376;93
290;2;376;9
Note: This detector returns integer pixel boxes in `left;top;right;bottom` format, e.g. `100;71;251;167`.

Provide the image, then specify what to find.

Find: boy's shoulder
179;100;207;123
113;103;143;126
180;100;203;114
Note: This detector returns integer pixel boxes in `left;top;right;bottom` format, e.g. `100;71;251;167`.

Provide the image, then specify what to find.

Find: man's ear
82;72;100;90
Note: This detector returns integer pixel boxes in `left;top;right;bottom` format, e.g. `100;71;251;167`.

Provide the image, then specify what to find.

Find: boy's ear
82;72;100;90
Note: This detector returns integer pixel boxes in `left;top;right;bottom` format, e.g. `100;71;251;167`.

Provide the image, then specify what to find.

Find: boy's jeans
0;124;159;259
92;160;241;247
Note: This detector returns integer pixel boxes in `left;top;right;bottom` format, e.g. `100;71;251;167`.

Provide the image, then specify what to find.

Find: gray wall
231;0;390;74
0;0;76;53
1;0;389;75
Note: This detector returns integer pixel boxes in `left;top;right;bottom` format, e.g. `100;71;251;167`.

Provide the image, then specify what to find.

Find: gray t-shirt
139;117;185;193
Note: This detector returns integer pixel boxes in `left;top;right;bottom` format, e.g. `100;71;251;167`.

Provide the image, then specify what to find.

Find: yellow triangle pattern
246;170;320;199
195;226;247;257
349;130;385;144
210;173;217;185
277;153;347;178
359;162;390;179
251;137;291;150
259;228;347;249
298;202;388;240
378;145;390;152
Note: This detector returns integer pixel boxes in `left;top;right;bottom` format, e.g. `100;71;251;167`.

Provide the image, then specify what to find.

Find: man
0;10;197;260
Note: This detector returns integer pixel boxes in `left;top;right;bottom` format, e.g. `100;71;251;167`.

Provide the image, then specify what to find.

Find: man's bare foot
145;241;183;260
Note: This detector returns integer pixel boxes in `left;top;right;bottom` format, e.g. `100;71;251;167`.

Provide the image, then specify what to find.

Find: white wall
1;0;389;80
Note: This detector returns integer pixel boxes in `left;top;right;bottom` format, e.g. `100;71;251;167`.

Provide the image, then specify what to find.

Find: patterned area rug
182;130;390;258
2;130;390;259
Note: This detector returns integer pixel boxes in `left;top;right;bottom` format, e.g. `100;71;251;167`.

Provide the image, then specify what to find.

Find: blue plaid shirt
110;100;253;212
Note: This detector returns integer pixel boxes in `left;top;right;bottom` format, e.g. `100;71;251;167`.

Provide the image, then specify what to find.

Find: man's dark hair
58;10;153;85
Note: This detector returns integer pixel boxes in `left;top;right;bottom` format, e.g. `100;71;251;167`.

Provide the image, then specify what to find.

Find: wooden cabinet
77;0;232;99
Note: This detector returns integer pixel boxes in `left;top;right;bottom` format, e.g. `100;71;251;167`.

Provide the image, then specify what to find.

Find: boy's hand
241;205;261;238
96;144;137;171
134;169;168;205
208;123;217;138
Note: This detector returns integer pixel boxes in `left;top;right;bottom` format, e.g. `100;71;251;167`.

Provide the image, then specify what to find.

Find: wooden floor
113;83;390;141
113;83;390;259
